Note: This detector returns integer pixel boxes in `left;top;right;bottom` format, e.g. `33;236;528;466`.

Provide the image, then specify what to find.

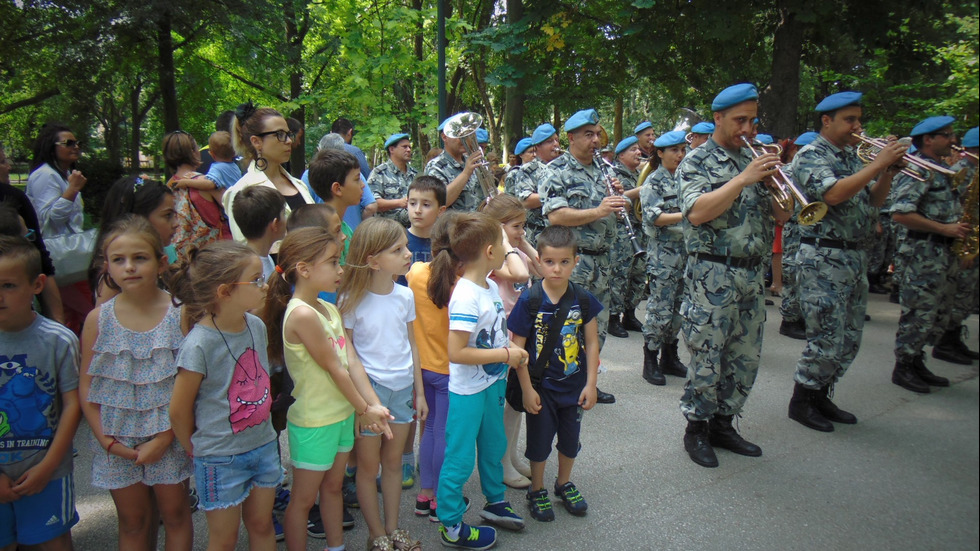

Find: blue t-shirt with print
396;231;432;287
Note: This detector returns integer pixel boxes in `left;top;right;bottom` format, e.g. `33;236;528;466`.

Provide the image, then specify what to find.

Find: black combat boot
683;421;718;468
913;354;950;386
812;384;857;424
660;338;688;377
607;314;629;338
622;309;643;332
642;345;665;385
932;334;973;366
778;318;806;340
892;358;930;393
947;327;980;360
787;383;835;432
708;414;763;456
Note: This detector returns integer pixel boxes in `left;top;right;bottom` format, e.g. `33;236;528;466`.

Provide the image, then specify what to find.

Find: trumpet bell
797;201;828;226
443;112;484;140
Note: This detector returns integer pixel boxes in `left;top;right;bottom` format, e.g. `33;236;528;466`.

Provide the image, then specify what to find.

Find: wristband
505;250;520;259
107;438;121;455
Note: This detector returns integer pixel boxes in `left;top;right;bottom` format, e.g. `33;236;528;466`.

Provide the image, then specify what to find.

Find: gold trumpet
952;144;980;162
741;136;828;225
852;133;957;182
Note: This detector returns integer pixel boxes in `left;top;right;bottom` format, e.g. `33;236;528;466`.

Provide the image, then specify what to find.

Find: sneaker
343;474;359;508
272;514;284;542
307;504;325;538
479;501;524;531
273;485;290;513
439;522;497;550
402;462;415;489
188;487;199;513
343;507;355;529
416;495;433;517
429;496;470;523
525;489;555;522
553;481;588;516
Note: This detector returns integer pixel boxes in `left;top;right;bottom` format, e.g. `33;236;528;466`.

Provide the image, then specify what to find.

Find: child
339;218;425;551
232;185;287;281
205;131;244;190
507;225;600;522
78;216;193;549
397;175;447;287
169;240;281;550
481;193;544;490
263;227;392;551
307;148;365;263
0;236;82;551
287;203;346;250
429;212;529;549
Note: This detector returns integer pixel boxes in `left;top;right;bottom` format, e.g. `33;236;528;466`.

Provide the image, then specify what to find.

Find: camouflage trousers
524;217;546;248
949;259;979;329
895;239;959;361
571;249;612;350
609;228;648;315
890;222;908;286
779;226;802;323
642;241;686;350
679;259;765;421
794;245;868;388
867;215;895;276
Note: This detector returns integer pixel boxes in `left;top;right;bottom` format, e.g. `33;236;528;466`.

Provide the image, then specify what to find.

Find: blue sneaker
402;462;415;488
525;489;555;522
439;522;497;550
273;485;290;513
554;481;588;516
272;514;284;541
479;501;524;531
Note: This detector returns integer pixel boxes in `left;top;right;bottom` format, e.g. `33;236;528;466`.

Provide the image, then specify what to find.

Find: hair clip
133;177;145;192
274;265;284;274
235;100;257;124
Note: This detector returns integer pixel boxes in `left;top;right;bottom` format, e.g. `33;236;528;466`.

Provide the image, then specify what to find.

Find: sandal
367;535;394;551
389;528;422;551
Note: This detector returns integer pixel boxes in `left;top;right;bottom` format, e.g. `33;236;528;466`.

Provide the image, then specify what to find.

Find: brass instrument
952;144;980;162
443;112;498;203
740;136;828;225
635;161;656;220
952;166;979;261
594;150;645;257
852;133;957;182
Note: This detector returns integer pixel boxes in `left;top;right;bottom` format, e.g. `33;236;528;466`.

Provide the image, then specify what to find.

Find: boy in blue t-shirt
397;176;447;287
0;236;82;550
506;225;601;522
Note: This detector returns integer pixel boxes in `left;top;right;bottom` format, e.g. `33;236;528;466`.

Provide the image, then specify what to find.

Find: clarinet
594;151;645;258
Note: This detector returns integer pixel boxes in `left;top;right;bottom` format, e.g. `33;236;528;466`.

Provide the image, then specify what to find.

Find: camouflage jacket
889;152;961;224
507;158;550;231
425;151;482;212
640;164;685;244
367;159;418;227
612;161;641;228
540;151;616;252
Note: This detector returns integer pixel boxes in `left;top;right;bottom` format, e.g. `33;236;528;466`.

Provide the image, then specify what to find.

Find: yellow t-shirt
283;298;354;426
405;262;451;375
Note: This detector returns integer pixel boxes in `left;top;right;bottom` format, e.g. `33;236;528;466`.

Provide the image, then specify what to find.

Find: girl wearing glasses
223;102;314;244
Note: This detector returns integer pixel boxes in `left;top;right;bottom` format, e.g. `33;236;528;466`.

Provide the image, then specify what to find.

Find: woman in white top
223;102;313;242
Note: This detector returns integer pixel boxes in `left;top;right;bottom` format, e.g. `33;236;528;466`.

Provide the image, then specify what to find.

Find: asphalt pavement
70;292;979;550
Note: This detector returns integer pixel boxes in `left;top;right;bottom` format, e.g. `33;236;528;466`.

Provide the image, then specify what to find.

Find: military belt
579;247;609;256
799;237;861;250
906;230;955;246
691;252;762;269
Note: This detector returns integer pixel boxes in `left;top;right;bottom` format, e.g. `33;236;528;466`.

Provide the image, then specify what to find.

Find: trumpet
852;133;957;182
952;144;979;162
443;112;499;203
594;150;645;257
740;136;828;226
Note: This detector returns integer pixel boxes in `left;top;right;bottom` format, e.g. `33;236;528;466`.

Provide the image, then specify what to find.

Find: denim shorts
0;473;78;547
193;439;283;511
361;378;416;436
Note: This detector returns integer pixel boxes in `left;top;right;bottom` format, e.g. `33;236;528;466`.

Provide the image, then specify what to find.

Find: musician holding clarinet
676;84;792;468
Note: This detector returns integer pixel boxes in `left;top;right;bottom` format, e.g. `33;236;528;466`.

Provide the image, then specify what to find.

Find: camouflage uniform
425;151;482;212
540;151;617;347
789;135;875;389
367;159;419;228
778;220;802;323
947;159;979;328
506;158;550;244
889;153;962;362
677;138;774;421
609;162;648;317
640;164;686;350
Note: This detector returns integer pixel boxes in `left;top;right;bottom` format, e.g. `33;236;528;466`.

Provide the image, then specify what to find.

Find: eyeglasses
230;276;268;288
255;130;296;143
55;140;81;148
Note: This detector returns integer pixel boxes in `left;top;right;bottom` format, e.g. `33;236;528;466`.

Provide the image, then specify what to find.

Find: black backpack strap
526;283;577;387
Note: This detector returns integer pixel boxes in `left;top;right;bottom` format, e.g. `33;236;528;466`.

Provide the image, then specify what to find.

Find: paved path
70;293;979;550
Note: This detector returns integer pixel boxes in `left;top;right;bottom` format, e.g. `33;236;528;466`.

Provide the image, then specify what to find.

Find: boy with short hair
396;176;447;287
232;185;287;281
0;236;82;550
307;148;364;263
506;225;601;522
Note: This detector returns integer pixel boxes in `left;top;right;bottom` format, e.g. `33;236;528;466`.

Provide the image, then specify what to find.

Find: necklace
211;313;256;362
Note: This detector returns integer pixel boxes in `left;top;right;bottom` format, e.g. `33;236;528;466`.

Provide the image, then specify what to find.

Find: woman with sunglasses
223;102;313;243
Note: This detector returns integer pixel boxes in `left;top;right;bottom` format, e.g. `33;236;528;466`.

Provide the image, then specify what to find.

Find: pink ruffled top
87;296;183;438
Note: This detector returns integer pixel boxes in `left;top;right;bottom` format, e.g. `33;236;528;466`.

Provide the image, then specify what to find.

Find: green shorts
287;414;355;471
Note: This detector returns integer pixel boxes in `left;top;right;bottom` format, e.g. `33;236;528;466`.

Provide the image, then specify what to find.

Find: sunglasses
55;140;81;148
255;130;296;143
230;275;268;288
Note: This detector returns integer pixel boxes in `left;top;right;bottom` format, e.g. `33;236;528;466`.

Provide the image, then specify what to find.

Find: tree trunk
613;96;623;145
157;8;180;133
129;84;143;173
502;0;525;158
759;0;804;139
284;1;306;178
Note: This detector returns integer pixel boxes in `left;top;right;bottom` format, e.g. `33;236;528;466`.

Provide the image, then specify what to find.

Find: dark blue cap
793;131;819;146
910;116;955;137
615;136;639;155
530;123;557;146
653;130;687;148
690;122;714;134
384;133;410;149
755;134;774;145
963;127;979;148
634;121;653;134
815;91;862;113
514;137;533;155
565;109;600;132
712;83;758;111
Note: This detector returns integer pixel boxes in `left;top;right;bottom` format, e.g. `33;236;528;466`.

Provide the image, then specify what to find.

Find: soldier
503;137;534;197
785;92;907;431
639;130;690;385
425;116;485;212
635;121;656;159
511;123;562;245
889;116;972;392
687;122;714;149
367;133;419;228
676;83;791;468
607;136;647;337
778;132;819;341
540;109;628;404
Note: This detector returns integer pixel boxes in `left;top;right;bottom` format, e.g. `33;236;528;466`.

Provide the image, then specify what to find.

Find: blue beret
711;82;759;111
755;134;774;145
910;116;955;137
690;122;714;134
815;91;862;113
963;127;979;148
530;123;557;146
564;109;599;132
634;121;653;134
514;137;533;156
615;136;639;155
476;128;489;144
384;133;410;149
438;117;451;132
653;130;687;148
793;131;819;146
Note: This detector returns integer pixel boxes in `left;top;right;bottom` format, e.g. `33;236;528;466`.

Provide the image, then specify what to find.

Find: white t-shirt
343;284;416;390
447;277;509;395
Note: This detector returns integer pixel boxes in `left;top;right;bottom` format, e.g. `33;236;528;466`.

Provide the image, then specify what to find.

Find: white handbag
41;221;97;285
